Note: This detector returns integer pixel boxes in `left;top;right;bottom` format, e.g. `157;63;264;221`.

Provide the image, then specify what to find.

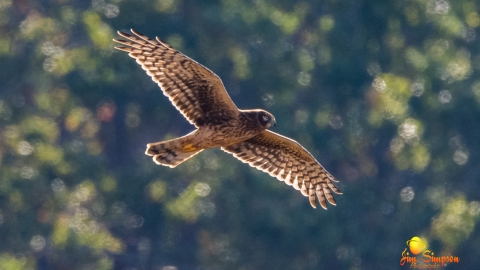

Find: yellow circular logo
406;236;425;255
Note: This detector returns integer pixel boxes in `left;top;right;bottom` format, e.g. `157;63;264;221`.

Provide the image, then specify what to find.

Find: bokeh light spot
194;183;211;197
30;235;46;252
400;186;415;202
453;149;469;165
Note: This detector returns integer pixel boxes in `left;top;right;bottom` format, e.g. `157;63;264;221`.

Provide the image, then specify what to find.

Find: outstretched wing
222;130;342;209
114;29;239;127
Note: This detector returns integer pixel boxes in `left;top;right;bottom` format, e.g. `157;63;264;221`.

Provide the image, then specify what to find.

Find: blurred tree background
1;0;480;269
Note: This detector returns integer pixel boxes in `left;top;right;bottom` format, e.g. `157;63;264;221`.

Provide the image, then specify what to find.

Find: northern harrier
114;30;342;209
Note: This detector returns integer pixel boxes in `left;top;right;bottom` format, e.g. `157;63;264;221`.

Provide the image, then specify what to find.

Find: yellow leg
182;144;198;152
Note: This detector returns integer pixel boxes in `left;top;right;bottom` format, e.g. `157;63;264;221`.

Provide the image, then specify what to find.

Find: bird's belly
193;126;258;149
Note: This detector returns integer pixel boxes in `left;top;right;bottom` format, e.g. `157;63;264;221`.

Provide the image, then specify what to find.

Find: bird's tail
145;133;203;168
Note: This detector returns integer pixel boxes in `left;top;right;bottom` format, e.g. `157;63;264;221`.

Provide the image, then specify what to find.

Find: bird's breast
194;120;262;149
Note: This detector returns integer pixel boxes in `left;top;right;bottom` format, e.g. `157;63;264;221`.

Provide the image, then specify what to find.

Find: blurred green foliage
1;0;480;269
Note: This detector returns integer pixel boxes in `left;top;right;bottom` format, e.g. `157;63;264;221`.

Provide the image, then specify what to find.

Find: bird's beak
271;118;276;127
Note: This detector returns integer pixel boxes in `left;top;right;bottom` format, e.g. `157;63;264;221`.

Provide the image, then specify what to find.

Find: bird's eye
262;114;269;121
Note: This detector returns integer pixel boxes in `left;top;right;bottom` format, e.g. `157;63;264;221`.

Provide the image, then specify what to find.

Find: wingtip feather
114;46;132;53
309;195;316;208
117;31;132;39
320;203;328;210
130;28;141;36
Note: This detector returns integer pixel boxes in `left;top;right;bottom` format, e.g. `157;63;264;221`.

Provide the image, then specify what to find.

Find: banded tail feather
146;138;203;168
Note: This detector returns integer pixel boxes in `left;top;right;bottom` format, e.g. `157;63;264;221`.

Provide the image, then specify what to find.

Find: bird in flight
113;29;342;209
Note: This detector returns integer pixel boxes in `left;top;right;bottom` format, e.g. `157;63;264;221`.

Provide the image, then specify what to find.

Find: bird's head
257;110;276;129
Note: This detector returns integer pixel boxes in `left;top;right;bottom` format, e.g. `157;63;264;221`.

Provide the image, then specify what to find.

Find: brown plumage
114;29;342;209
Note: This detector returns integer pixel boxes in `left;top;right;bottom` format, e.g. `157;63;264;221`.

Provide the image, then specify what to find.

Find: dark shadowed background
1;0;479;269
